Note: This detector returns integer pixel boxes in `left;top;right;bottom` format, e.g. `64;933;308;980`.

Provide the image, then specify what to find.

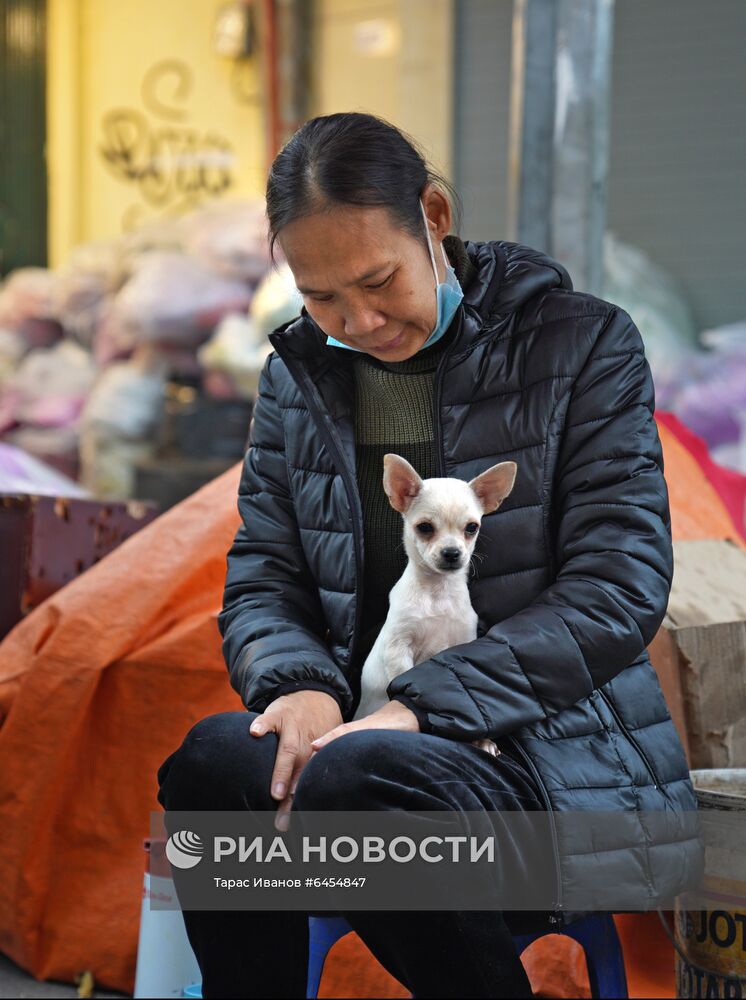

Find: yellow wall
47;0;266;268
47;0;453;268
311;0;453;180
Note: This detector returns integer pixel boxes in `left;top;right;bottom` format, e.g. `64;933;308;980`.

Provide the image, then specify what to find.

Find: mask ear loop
420;200;440;286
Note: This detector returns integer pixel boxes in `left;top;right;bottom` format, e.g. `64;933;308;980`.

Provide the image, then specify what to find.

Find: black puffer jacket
218;240;702;917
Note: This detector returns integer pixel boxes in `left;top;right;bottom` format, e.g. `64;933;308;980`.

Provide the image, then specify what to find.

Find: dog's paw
471;738;500;757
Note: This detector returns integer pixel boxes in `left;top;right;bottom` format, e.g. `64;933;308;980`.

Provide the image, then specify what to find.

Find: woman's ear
421;182;452;241
383;454;424;513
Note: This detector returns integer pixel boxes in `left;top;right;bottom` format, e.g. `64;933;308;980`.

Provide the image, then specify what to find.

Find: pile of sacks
654;322;746;479
0;200;302;498
602;233;746;487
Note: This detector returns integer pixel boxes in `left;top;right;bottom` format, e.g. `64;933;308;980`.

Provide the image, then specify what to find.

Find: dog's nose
440;547;461;563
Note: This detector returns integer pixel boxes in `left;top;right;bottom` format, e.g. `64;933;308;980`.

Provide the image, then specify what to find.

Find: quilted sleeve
388;307;673;740
217;354;353;717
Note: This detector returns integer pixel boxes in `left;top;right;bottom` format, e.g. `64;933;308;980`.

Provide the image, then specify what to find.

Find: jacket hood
269;240;573;362
463;240;572;319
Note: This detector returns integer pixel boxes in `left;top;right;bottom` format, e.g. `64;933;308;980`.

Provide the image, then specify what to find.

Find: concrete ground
0;953;129;999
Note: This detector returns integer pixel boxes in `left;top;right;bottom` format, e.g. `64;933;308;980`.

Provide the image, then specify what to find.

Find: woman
157;112;701;998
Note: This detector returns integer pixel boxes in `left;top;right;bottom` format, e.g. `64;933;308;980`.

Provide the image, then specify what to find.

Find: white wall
311;0;454;180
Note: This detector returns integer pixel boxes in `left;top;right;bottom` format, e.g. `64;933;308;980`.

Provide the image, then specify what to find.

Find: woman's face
277;188;452;362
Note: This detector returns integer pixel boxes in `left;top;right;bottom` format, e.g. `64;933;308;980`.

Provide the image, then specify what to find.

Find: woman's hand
310;699;420;752
249;690;343;832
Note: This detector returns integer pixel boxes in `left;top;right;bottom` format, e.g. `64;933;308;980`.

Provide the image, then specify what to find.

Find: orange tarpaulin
657;410;746;541
0;465;245;991
657;412;744;546
0;419;742;995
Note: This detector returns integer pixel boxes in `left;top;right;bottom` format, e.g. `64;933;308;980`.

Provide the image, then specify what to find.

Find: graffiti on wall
99;60;236;229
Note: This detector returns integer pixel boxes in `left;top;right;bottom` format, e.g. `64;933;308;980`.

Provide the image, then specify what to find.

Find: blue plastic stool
305;912;628;1000
185;911;628;999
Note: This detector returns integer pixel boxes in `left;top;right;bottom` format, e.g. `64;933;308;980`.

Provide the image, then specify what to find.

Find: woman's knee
294;730;406;811
157;711;276;811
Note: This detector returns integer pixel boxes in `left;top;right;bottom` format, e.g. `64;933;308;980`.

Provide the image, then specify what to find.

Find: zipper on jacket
433;315;562;923
507;735;564;922
431;311;464;477
596;689;664;793
270;345;366;687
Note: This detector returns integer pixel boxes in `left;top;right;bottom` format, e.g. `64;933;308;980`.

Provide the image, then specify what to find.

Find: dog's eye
465;522;480;535
416;522;435;535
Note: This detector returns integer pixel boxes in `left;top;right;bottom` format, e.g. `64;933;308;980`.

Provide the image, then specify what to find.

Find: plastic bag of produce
0;329;27;385
0;268;58;326
120;214;187;264
0;269;63;348
79;346;168;498
197;313;272;399
111;252;253;348
602;232;698;386
250;262;302;340
0;340;96;434
54;240;128;345
700;319;746;353
665;322;746;471
182;199;270;283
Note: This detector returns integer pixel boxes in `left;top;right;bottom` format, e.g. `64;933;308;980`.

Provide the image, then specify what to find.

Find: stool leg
567;915;628;1000
306;916;354;999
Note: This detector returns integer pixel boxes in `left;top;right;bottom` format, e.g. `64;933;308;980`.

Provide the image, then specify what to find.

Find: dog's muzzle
439;547;463;571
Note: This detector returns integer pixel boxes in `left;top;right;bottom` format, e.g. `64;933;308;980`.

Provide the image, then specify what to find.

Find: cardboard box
648;539;746;769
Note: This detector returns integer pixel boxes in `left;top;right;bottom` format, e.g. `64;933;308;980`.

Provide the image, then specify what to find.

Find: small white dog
353;454;518;756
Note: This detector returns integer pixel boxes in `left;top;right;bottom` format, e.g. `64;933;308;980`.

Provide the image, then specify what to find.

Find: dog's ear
468;461;517;514
382;454;424;513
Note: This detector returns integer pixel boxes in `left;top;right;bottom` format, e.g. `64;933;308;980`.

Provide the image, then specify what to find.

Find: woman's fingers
249;695;348;830
311;701;420;752
310;722;351;751
274;799;292;832
270;730;302;800
249;715;268;736
274;751;311;832
249;710;301;800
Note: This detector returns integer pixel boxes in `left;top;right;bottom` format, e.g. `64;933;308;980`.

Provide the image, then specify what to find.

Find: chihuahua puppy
353;454;517;756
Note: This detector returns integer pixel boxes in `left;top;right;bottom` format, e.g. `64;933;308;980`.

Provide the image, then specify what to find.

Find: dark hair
265;111;461;261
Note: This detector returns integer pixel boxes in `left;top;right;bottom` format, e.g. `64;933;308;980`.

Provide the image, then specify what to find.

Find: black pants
157;711;551;999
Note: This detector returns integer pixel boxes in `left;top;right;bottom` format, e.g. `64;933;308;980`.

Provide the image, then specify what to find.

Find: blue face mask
325;200;464;353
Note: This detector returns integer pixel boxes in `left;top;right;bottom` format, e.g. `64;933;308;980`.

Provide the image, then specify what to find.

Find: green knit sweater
352;235;476;666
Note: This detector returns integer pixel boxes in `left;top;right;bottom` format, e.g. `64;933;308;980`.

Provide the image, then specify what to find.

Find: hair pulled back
266;111;460;260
